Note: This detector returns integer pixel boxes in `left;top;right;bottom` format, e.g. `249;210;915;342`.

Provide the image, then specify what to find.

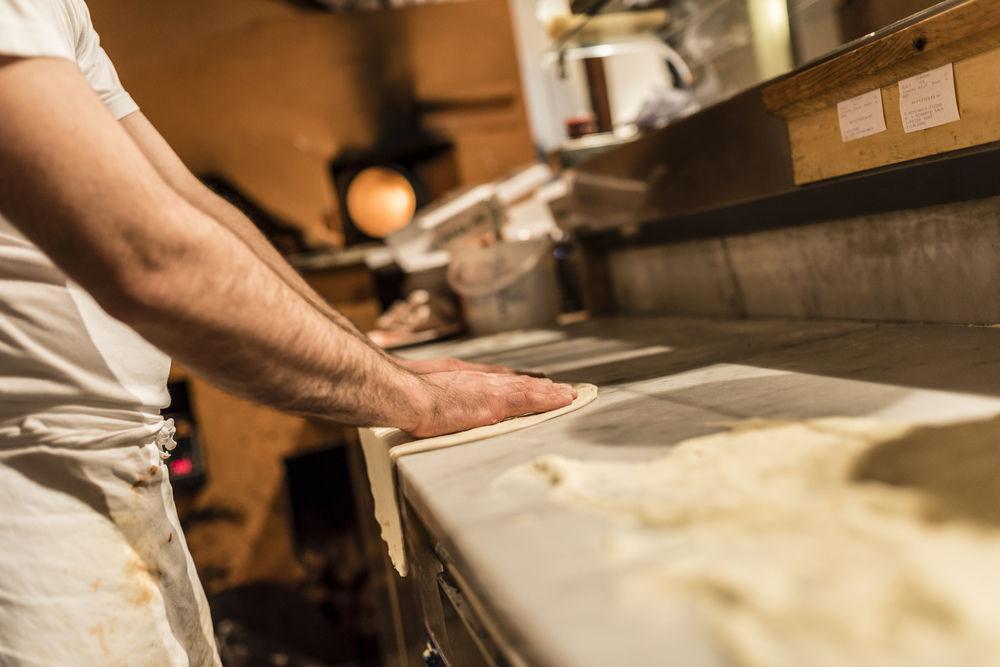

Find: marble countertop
396;316;1000;666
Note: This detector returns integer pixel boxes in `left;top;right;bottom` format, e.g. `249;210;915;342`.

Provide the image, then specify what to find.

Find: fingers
474;362;518;375
465;361;548;378
452;359;516;375
491;375;575;420
404;357;517;375
408;370;578;438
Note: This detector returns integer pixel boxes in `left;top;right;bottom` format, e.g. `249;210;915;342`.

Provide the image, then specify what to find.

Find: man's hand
404;372;576;439
400;357;515;375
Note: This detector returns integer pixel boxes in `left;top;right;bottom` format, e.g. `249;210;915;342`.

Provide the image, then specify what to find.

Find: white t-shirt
0;2;219;664
0;0;170;448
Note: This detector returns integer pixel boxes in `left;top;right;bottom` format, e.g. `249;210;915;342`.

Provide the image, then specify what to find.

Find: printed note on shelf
898;63;960;133
837;89;886;142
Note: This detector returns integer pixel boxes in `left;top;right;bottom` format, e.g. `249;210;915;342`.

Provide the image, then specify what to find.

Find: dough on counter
505;416;1000;667
360;383;598;576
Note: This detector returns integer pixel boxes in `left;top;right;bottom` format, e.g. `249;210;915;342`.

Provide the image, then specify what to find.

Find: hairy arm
119;112;506;376
120;112;380;345
0;56;573;435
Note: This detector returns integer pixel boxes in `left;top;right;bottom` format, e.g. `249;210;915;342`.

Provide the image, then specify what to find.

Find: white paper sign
898;63;960;133
837;89;887;142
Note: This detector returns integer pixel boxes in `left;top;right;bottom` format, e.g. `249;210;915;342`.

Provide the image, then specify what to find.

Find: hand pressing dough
504;417;1000;667
359;383;598;576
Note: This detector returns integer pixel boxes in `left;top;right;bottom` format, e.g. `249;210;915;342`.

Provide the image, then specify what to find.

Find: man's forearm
107;198;424;427
186;187;383;348
118;112;387;353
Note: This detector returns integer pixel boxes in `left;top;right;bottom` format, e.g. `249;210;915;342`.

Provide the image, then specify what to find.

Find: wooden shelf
763;0;1000;184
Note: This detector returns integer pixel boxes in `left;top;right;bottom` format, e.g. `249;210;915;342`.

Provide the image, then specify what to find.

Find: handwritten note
899;63;960;133
837;89;887;142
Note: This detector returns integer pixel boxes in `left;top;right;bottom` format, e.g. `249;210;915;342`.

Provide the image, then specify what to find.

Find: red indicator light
169;458;195;476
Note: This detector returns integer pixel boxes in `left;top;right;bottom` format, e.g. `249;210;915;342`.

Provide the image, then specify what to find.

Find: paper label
837;89;887;142
898;63;960;133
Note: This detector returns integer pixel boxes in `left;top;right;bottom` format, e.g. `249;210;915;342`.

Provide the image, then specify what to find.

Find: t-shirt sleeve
0;1;75;60
72;1;138;120
0;0;138;120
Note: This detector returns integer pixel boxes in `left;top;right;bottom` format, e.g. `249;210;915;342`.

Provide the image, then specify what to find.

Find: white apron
0;0;220;663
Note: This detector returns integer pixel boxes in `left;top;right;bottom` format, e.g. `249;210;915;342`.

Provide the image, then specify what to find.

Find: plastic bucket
447;239;560;335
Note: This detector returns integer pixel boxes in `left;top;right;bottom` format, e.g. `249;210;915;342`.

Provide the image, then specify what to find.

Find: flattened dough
359;383;598;575
503;417;1000;667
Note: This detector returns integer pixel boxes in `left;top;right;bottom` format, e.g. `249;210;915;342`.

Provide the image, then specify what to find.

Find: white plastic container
447;239;561;336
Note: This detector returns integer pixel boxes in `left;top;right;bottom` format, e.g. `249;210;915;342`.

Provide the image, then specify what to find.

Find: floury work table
388;316;1000;667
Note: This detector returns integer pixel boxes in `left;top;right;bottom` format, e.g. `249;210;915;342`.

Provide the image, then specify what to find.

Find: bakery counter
393;316;1000;666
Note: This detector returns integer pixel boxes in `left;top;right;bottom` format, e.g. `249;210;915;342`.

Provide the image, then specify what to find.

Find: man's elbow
94;227;199;327
78;199;222;329
97;263;179;328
